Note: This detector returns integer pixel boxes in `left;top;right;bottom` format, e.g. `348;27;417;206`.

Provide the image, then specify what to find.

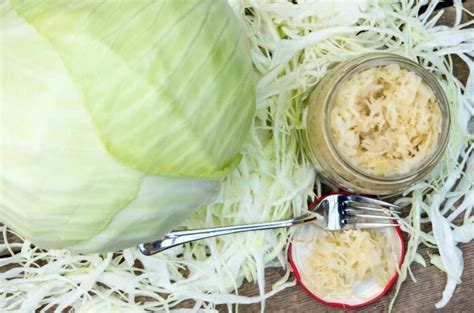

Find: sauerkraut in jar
304;53;450;195
330;64;442;177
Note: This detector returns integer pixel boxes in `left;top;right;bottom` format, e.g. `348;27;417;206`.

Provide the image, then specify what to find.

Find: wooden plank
236;242;474;312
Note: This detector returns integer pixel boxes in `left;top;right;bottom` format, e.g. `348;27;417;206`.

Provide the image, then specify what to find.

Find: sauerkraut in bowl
289;222;404;308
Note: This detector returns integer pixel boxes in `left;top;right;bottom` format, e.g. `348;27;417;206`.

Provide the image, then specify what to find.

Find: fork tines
344;195;400;210
345;205;400;215
342;195;400;228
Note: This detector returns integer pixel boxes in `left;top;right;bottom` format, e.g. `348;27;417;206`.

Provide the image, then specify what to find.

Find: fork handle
139;213;315;255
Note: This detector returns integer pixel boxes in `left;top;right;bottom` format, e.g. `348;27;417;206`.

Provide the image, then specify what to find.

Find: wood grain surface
1;2;472;313
236;2;474;313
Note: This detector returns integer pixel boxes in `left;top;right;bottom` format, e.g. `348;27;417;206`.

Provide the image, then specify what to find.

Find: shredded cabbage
303;229;398;299
331;64;442;176
1;0;472;312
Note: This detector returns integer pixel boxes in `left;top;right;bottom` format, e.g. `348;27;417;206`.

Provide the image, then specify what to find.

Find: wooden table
237;3;474;312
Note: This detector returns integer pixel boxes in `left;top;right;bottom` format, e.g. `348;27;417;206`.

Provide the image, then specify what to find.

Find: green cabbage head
0;0;255;253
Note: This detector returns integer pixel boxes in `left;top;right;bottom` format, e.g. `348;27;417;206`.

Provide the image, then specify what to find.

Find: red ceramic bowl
289;215;405;309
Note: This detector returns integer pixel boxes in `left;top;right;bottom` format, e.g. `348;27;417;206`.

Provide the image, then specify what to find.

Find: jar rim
323;53;451;182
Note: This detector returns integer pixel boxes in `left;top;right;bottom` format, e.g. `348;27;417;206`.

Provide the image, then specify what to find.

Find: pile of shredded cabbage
1;0;472;311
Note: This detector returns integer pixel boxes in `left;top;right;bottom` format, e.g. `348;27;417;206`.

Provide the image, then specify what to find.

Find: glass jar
303;53;450;195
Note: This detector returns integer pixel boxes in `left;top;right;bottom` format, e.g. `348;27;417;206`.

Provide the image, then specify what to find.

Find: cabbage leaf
0;0;255;253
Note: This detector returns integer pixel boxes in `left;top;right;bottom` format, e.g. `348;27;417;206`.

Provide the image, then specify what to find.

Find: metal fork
139;193;400;255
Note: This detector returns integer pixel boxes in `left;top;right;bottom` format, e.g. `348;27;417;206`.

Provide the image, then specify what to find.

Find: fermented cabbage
306;229;398;298
330;65;442;176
